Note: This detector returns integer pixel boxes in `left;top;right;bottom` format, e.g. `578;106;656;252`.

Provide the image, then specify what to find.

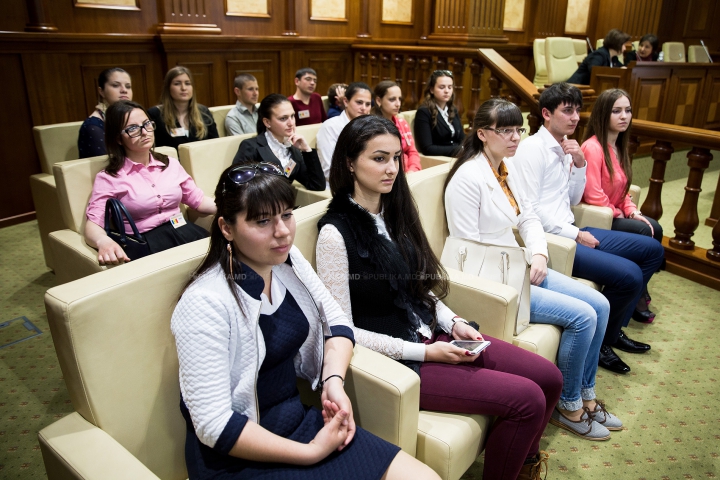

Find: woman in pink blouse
581;89;662;323
372;81;422;173
85;100;216;266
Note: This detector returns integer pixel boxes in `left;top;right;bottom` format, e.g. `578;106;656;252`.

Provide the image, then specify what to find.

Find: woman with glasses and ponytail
171;162;439;480
414;70;465;157
84;100;215;266
444;98;621;442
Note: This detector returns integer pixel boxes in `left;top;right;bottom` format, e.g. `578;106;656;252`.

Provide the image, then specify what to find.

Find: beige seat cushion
33;121;83;174
209;105;234;137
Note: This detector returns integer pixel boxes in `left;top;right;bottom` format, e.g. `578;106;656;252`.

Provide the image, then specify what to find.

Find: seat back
33;121;84;174
296;123;322;149
406;163;452;258
596;38;604;50
321;95;330;113
53;146;178;233
178;134;252;196
45;239;210;480
663;42;686;62
573;38;588;64
688;45;711;63
545;37;579;83
533;39;548;87
209;105;234;137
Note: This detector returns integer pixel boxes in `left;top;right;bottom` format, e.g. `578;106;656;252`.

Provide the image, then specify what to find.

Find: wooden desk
590;62;720;130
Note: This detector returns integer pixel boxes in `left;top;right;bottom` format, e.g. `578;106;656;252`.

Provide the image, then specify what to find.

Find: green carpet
1;221;719;479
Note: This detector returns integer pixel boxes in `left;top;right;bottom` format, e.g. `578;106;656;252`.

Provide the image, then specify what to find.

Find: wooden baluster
394;54;404;88
466;58;483;126
628;134;640;158
404;56;418;110
381;54;391;81
488;73;502;98
452;58;466;123
418;56;432;100
435;57;447;72
370;53;379;86
670;147;714;250
639;140;674;221
358;53;368;84
709;218;720;261
527;108;541;135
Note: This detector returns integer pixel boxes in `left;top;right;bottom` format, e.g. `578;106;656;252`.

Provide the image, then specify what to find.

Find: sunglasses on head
223;162;285;194
434;69;453;77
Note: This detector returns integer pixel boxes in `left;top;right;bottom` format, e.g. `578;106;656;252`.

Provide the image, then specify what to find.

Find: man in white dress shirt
512;83;664;375
316;82;373;185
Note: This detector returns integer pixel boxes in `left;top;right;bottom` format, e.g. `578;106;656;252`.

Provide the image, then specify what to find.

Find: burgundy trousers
419;334;562;480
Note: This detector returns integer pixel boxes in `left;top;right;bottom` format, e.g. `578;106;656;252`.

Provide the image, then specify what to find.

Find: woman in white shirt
316;114;563;480
444;97;621;441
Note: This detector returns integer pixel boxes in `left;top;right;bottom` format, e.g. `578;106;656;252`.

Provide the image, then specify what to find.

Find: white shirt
510;126;587;240
265;131;293;170
438;105;455;135
316;110;350;185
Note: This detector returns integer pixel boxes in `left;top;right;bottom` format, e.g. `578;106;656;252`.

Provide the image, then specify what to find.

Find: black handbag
104;198;152;261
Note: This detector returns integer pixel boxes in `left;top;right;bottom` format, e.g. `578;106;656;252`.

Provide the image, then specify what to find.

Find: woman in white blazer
171;163;437;480
444;98;622;442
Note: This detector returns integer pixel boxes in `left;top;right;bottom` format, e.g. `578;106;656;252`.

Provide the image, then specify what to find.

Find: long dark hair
329;115;449;318
158;66;208;140
181;165;296;308
444;98;523;194
583;88;633;195
104;100;168;176
421;70;456;128
371;80;399;117
256;94;291;135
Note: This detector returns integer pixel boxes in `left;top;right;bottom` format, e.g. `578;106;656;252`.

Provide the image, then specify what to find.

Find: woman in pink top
85;100;216;266
581;88;662;323
372;81;422;173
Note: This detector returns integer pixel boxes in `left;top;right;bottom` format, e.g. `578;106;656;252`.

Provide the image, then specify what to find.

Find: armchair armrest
39;412;160;480
545;233;577;277
443;267;519;343
49;230;107;284
629;184;641;206
571;203;613;230
419;154;453;170
293;182;332;208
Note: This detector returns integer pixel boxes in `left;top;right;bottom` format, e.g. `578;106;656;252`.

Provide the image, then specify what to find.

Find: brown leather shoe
517;450;549;480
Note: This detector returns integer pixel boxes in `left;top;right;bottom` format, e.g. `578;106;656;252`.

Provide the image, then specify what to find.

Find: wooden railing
355;46;720;286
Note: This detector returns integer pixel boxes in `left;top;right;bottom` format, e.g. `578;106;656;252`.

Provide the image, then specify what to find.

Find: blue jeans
573;227;665;345
530;269;610;411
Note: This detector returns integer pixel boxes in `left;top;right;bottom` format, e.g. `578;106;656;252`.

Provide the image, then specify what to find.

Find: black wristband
320;374;344;389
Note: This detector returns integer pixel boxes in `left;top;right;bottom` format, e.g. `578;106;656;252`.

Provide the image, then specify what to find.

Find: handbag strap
105;198;145;241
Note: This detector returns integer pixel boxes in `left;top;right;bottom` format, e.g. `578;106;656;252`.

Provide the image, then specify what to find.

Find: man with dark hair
567;29;630;84
512;82;664;375
225;74;259;136
288;67;327;126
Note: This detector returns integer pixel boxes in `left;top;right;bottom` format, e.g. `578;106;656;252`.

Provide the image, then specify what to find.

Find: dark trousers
612;216;663;242
572;227;664;345
419;334;563;480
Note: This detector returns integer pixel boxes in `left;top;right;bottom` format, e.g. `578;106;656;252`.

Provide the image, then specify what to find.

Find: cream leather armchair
209;104;234;137
30;121;84;270
545;37;580;84
38;201;434;480
48;146;178;285
571;185;642;231
408;164;567;362
400;110;455;170
533;39;549;87
663;42;686;63
573;38;588;64
688;45;711;63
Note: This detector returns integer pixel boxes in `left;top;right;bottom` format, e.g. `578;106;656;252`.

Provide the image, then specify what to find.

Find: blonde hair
158;66;207;140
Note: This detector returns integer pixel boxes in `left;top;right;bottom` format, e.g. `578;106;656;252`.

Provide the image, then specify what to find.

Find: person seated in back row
148;66;219;150
327;83;347;119
414;70;465;157
288;68;327;126
624;34;660;63
371;80;421;173
316;82;373;185
567;29;630;85
232;94;325;191
225;73;259;136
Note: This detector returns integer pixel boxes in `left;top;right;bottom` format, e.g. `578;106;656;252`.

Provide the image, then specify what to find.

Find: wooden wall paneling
663;67;706;127
80;63;150;112
0;53;38;224
590;66;627;93
217;0;285;36
156;0;221;34
297;0;359;38
699;70;720;130
534;0;568;37
368;0;424;41
591;0;625;45
38;0;159;34
173;61;215;107
682;0;716;39
629;66;671;123
622;0;662;39
226;54;282;104
303;49;353;96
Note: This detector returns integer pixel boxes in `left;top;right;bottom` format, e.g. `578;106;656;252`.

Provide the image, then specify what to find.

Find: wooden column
466;59;483;126
429;0;508;44
452;58;467;121
640;140;674;220
283;0;298;36
404;56;418;110
156;0;221;34
357;0;371;38
381;54;391;81
25;0;57;32
418;57;432;101
670;147;714;250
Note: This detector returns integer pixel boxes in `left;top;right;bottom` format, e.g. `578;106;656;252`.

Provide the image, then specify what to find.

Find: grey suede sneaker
549;407;611;441
588;400;623;431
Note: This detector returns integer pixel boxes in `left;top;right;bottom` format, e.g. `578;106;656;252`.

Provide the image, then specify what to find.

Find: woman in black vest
316;115;563;480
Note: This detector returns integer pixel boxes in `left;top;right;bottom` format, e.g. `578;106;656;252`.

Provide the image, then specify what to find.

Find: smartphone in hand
450;340;491;355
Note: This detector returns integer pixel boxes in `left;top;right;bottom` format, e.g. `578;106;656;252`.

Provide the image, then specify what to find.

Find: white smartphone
450;340;491;355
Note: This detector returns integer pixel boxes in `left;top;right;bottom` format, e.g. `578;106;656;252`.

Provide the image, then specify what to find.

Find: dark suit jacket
232;133;326;191
567;47;623;85
414;106;465;157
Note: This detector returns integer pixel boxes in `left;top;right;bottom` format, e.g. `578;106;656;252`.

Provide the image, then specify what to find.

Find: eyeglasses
123;120;156;138
482;127;527;138
434;69;453;77
228;162;284;184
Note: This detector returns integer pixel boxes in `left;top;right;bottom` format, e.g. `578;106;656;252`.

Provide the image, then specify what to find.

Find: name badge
284;159;297;177
171;127;189;137
298;110;310;119
170;213;187;229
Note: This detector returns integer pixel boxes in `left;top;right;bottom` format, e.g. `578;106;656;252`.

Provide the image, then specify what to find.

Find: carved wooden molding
74;0;139;11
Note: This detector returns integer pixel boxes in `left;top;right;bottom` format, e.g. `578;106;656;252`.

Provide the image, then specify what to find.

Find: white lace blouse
316;214;457;362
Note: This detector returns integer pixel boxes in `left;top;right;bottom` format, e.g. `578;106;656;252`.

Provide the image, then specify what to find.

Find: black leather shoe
632;308;656;323
598;345;630;374
612;330;651;353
